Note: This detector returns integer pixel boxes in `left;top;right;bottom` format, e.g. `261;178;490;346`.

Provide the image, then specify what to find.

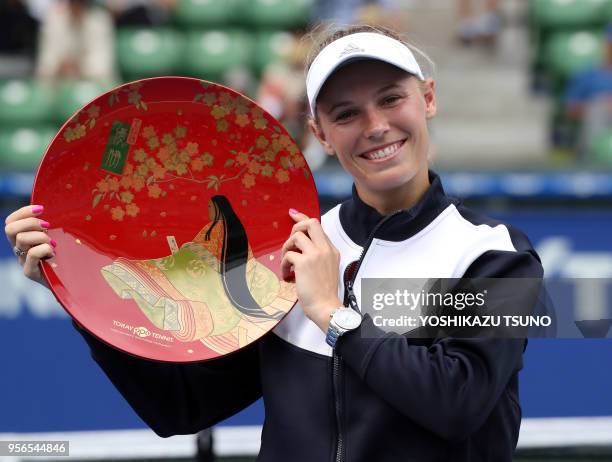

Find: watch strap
325;307;351;348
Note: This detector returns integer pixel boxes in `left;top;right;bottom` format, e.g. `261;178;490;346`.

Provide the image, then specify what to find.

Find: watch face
335;309;362;330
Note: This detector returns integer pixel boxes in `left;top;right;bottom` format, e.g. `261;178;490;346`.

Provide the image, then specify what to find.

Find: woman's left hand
281;209;343;332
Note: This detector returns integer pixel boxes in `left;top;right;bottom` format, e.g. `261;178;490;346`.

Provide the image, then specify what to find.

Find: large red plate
31;77;319;362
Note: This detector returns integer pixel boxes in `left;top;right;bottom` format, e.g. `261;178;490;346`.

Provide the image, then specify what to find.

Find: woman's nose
363;108;389;140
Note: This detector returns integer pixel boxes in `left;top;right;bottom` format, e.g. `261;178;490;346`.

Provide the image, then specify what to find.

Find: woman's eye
335;110;356;121
382;95;401;106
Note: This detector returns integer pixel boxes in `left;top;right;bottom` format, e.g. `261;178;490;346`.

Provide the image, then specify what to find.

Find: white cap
306;32;425;117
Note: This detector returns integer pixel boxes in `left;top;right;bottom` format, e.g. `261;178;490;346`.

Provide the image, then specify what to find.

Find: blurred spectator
312;0;404;26
565;25;612;158
256;36;306;136
105;0;177;27
256;35;327;171
35;0;117;83
23;0;54;21
0;1;39;56
456;0;501;46
0;1;39;77
256;35;327;170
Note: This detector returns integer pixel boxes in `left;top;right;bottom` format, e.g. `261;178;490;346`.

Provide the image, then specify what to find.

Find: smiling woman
305;25;437;214
6;23;545;462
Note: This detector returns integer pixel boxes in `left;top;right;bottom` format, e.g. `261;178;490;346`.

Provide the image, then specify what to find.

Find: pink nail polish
289;208;299;215
50;239;57;248
32;205;44;214
40;220;50;229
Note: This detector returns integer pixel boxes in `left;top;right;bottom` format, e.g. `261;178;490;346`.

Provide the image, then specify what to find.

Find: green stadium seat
54;80;114;124
0;126;56;171
117;28;184;80
544;31;604;82
241;0;314;29
531;0;611;30
253;31;296;73
184;30;253;80
0;80;54;126
174;0;237;27
590;130;612;164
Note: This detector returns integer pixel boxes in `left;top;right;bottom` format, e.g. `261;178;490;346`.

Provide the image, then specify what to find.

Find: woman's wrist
306;298;343;333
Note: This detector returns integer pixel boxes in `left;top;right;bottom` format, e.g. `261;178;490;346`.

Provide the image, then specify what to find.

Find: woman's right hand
4;205;56;288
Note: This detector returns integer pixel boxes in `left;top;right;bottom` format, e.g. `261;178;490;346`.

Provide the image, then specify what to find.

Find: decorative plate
31;77;319;362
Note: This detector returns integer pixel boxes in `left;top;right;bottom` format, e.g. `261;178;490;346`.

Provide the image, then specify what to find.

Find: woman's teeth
363;141;403;160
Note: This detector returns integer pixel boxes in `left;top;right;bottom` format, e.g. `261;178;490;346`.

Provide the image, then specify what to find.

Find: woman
5;25;542;461
100;194;286;351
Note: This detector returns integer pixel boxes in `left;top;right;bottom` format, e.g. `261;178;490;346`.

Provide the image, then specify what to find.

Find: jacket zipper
332;210;404;462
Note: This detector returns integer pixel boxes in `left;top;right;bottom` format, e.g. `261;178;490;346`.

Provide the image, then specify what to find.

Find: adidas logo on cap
339;43;365;58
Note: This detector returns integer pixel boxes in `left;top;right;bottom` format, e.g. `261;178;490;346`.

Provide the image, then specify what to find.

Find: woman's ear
308;118;336;156
423;78;437;120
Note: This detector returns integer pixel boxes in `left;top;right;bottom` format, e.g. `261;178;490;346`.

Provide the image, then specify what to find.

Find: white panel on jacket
273;203;517;356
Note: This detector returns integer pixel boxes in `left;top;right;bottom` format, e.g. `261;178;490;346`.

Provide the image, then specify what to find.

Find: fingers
23;243;54;281
280;250;301;281
4;205;52;287
288;210;328;246
15;231;54;253
288;208;309;222
281;231;314;257
5;217;50;247
5;204;44;225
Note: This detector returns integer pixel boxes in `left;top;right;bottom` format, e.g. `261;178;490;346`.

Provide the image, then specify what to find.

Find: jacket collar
339;170;456;246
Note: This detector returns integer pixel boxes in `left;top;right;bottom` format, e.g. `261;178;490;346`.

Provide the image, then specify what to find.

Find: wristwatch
325;307;362;348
